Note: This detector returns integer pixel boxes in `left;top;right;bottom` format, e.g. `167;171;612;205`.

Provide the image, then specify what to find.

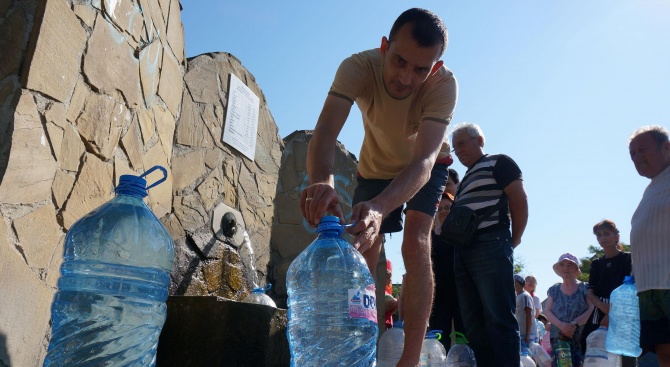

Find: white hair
629;125;669;145
450;122;485;145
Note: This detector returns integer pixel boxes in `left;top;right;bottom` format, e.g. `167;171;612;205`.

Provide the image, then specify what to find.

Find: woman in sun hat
543;253;594;367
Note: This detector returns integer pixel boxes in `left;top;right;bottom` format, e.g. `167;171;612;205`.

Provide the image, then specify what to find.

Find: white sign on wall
222;73;259;160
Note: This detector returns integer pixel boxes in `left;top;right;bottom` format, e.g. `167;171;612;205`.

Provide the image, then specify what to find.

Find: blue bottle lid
116;175;148;197
115;166;168;198
624;275;635;284
425;330;442;340
252;284;272;294
317;215;344;236
394;321;404;329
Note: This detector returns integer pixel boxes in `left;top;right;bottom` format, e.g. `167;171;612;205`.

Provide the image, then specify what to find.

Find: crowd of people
298;7;670;367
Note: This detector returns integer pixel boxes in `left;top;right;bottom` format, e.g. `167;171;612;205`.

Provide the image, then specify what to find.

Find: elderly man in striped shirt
447;122;528;367
629;125;670;366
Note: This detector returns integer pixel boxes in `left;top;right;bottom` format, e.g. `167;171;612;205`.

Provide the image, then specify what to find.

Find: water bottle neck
115;175;148;198
317;229;343;238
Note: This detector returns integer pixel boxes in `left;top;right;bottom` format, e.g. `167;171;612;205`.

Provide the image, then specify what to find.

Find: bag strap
474;197;508;224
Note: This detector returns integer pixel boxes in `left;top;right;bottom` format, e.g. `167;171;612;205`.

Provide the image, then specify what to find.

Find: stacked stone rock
0;1;184;365
0;1;359;365
169;52;283;300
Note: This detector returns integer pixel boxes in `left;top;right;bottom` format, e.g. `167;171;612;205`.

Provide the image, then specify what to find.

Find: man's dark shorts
639;289;670;351
352;164;449;234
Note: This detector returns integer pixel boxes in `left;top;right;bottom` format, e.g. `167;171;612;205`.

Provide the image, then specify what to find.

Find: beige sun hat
552;253;581;277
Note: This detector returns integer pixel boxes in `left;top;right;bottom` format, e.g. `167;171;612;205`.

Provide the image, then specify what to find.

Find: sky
180;1;670;300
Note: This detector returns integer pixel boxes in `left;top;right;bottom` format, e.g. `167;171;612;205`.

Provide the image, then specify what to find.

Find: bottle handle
141;166;168;191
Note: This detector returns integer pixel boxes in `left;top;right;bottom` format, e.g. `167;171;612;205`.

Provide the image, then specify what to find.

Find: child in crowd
583;219;634;366
514;274;536;346
544;253;594;367
537;314;551;354
524;275;543;320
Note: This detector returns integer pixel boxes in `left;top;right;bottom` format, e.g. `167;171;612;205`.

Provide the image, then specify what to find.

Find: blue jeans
454;228;520;367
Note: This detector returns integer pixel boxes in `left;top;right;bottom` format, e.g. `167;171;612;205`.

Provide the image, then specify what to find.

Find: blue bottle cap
252;284;273;293
114;166;168;198
394;321;404;329
425;330;442;340
317;215;344;236
115;175;148;197
624;275;635;284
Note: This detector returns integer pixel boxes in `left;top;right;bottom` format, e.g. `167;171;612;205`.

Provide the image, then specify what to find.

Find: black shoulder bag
440;199;507;248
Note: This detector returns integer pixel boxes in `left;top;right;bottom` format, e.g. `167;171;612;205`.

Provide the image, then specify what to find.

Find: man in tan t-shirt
300;8;458;366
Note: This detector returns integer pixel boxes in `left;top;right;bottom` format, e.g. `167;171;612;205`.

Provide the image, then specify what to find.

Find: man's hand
347;200;384;253
300;183;344;226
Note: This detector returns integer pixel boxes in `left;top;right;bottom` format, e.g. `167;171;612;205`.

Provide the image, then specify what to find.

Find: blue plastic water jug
43;166;174;366
584;327;620;367
446;332;477;367
242;284;277;307
286;216;378;366
606;276;642;357
419;330;447;366
378;321;404;367
520;350;536;367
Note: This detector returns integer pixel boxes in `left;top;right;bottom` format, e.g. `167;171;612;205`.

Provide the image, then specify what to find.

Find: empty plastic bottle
606;276;642;357
528;342;551;367
446;332;477;367
377;321;404;367
520;350;536;367
584;327;621;367
242;284;277;307
286;216;378;366
419;330;447;366
43;166;174;367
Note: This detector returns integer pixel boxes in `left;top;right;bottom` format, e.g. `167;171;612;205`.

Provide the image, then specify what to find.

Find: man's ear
477;135;485;148
430;60;444;76
663;140;670;161
380;36;389;56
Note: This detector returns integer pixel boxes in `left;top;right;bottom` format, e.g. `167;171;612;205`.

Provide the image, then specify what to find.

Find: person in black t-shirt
583;219;634;366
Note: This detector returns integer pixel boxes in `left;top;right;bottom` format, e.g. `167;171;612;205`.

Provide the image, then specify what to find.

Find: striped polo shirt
453;154;522;232
630;165;670;292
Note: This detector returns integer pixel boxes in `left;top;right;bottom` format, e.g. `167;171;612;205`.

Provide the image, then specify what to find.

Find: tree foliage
514;254;526;275
578;243;631;282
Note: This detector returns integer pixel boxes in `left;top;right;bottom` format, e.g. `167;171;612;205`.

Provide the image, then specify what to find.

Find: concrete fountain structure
0;1;358;366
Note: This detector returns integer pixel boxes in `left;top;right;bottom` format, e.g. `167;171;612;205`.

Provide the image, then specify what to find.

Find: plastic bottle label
348;285;377;322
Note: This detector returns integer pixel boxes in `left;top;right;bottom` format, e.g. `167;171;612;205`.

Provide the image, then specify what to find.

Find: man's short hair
450;122;485;145
447;168;460;184
389;8;448;56
629;125;670;146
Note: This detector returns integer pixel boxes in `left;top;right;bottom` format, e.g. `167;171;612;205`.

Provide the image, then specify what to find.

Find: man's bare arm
301;95;352;226
504;179;528;247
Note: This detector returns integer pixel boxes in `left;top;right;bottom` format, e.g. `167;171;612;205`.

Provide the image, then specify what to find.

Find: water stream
238;229;259;289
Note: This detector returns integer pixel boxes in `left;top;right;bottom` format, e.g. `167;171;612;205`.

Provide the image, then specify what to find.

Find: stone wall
269;131;358;307
167;52;283;299
0;0;185;365
0;0;348;365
